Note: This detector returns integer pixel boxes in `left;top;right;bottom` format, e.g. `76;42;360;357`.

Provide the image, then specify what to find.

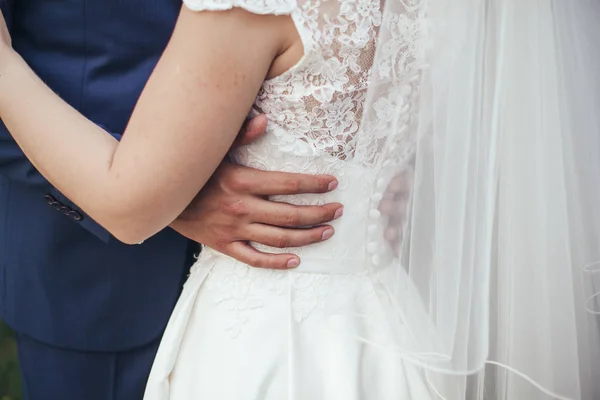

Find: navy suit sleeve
1;1;127;243
0;119;122;243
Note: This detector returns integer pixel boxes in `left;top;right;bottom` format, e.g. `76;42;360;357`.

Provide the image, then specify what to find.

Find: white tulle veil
345;0;600;398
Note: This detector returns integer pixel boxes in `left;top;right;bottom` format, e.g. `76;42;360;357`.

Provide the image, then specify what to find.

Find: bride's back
228;0;426;266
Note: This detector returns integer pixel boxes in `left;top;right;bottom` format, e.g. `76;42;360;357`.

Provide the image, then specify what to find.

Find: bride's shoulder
183;0;297;15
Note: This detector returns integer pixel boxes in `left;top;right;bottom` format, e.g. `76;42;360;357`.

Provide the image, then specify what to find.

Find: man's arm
0;0;115;241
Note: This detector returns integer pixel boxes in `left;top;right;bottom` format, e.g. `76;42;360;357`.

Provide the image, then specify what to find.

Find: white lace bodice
183;0;427;264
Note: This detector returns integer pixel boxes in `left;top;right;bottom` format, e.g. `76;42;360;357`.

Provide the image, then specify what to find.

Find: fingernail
287;259;300;268
327;181;338;191
334;207;344;220
321;228;334;241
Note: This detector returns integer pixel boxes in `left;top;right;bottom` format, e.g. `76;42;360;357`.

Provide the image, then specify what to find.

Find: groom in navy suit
0;1;340;399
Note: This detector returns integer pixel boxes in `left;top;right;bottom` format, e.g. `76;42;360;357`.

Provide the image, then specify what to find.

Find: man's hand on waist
171;115;343;270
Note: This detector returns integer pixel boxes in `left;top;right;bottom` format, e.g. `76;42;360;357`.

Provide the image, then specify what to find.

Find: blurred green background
0;321;22;400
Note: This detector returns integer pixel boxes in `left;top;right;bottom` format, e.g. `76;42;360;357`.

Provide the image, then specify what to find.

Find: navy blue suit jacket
0;0;193;352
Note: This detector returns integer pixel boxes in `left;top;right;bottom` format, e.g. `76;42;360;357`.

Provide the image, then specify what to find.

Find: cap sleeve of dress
183;0;296;15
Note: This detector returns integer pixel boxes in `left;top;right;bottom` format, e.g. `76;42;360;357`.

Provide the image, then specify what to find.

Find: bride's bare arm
0;7;298;244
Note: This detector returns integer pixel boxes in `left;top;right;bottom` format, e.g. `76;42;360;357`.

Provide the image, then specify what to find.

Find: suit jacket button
68;210;83;221
44;194;56;204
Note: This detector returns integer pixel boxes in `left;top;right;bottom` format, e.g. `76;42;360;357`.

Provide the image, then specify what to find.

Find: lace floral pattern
355;0;427;168
250;0;426;166
207;264;286;338
194;250;380;339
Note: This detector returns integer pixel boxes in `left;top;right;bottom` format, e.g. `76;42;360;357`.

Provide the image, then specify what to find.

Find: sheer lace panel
253;0;426;164
184;0;426;164
353;0;427;168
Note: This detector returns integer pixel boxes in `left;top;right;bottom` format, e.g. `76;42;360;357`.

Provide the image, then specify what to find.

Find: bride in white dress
1;0;600;398
145;0;439;398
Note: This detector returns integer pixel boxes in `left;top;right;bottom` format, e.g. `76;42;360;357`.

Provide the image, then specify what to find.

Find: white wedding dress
143;0;437;399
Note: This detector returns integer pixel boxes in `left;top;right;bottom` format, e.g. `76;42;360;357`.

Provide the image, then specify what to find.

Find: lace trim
183;0;297;15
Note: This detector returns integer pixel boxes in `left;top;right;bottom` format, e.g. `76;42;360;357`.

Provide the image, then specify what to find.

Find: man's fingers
378;199;395;215
233;114;268;148
224;242;300;269
243;224;334;248
379;195;409;218
228;167;339;195
248;198;344;227
388;173;412;192
384;227;399;243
